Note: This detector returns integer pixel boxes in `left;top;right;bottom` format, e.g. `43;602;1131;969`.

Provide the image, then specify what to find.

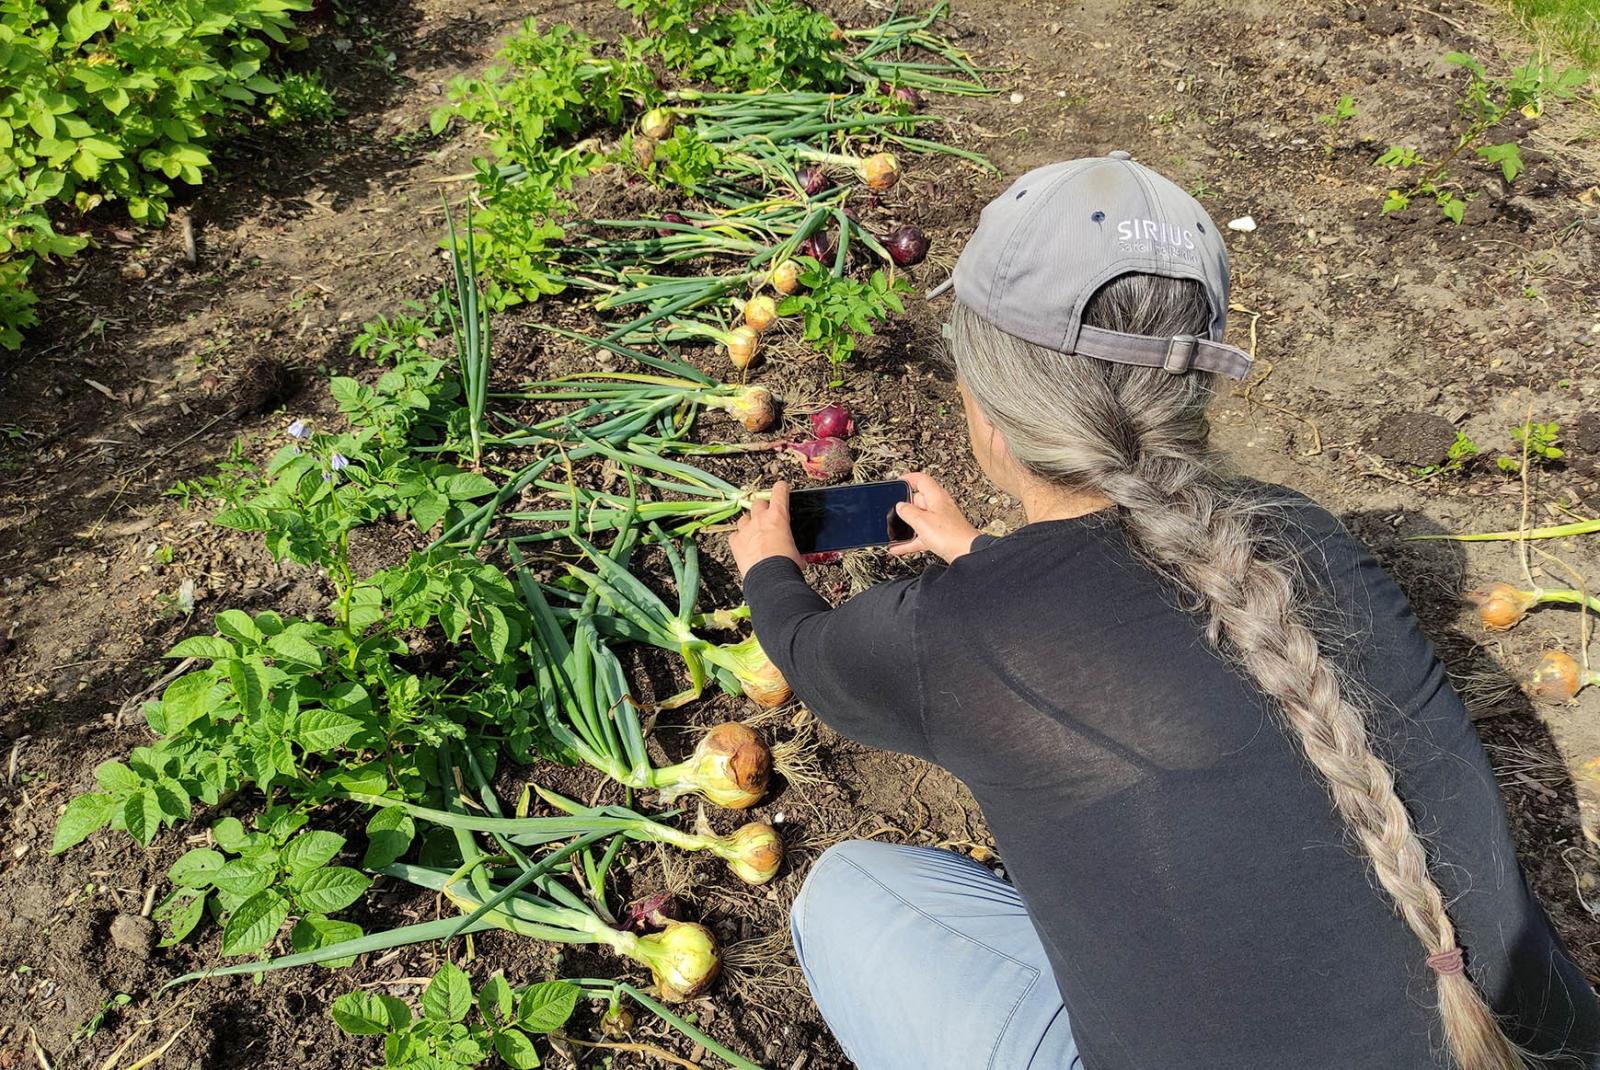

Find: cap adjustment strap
1073;324;1254;380
1163;335;1199;375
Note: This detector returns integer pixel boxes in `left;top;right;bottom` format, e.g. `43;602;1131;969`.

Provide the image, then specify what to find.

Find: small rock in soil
110;913;156;956
1369;412;1458;467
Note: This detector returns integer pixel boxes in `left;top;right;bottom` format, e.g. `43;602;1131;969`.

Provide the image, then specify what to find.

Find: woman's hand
890;472;983;565
730;481;805;579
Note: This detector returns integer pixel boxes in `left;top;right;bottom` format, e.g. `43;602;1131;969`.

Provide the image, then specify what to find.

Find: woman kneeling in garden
729;155;1600;1070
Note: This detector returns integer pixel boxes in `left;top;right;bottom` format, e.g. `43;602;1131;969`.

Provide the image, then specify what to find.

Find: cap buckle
1163;335;1199;374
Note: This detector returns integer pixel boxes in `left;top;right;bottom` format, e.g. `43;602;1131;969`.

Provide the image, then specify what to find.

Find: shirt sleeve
742;556;933;761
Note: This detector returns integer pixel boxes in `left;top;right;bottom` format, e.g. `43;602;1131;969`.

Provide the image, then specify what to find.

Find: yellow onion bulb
684;722;771;809
861;152;901;192
769;259;801;295
722;821;783;885
1464;582;1539;631
711;635;792;707
726;385;776;433
636;921;720;1001
1526;650;1594;704
632;136;658;169
640;107;675;141
726;325;760;370
743;294;779;333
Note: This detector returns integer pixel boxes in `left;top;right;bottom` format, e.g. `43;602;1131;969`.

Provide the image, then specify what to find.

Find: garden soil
4;0;1600;1066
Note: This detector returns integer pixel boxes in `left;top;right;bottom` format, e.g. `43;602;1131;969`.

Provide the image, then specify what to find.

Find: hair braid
950;282;1530;1070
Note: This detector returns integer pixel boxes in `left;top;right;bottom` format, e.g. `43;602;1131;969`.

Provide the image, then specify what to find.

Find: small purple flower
286;419;311;441
329;453;350;471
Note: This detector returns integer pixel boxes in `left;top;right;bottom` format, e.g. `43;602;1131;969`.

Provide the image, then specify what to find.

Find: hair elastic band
1426;948;1466;977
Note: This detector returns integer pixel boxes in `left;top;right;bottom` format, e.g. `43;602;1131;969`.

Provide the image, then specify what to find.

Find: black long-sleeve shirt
744;491;1600;1070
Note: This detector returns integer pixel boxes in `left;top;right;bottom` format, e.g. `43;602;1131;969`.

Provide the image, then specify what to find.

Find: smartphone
788;480;915;555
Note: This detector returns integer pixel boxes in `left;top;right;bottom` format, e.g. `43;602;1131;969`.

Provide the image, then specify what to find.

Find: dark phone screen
789;480;914;554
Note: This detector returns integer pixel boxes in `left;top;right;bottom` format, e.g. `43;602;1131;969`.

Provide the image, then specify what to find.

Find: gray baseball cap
935;152;1252;379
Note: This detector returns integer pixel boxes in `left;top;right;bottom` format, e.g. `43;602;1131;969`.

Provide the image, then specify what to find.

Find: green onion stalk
496;369;777;431
1409;516;1600;543
514;541;774;810
559;528;792;712
442;196;493;471
422;329;736;551
841;0;1003;95
346;788;783;886
501;434;762;542
653;89;992;167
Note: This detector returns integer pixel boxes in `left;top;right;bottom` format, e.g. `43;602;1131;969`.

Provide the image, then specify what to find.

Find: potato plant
332;965;579;1070
1377;52;1587;222
0;0;312;348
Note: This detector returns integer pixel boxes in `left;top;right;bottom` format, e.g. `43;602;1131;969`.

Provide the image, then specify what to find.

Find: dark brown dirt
4;0;1600;1067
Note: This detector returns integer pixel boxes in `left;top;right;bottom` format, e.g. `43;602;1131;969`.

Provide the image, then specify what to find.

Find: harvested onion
810;402;855;439
785;437;853;482
862;152;901;191
726;325;760;369
717;384;775;432
640;107;675;140
768;259;802;294
797;166;833;196
744;294;778;332
1525;650;1599;704
1464;582;1540;631
886;224;929;266
721;822;784;885
655;722;771;809
630;921;720;1001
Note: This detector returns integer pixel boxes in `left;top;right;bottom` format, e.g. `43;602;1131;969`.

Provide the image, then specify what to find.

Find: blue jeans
790;840;1083;1070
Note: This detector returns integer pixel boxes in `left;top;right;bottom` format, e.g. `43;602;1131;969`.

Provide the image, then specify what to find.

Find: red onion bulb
886;225;929;266
810;403;855;439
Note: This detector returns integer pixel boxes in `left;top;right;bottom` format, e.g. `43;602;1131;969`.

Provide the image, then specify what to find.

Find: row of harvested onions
1464;581;1600;702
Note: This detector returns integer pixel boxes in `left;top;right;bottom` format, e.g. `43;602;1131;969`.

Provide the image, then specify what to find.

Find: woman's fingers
901;471;938;501
768;480;792;518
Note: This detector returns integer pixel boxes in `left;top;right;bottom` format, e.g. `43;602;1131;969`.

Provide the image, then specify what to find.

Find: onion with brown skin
1464;582;1542;631
654;722;771;809
1526;650;1600;703
718;384;775;432
722;822;784;885
743;294;778;332
631;921;720;1002
768;259;802;294
601;1005;635;1038
862;152;901;191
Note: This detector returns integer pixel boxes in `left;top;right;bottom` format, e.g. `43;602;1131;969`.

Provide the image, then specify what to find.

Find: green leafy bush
332;964;580;1070
776;259;909;364
155;808;369;959
0;0;310;348
620;0;848;91
1377;52;1587;222
265;69;338;126
428;22;658;308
